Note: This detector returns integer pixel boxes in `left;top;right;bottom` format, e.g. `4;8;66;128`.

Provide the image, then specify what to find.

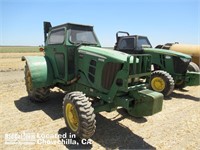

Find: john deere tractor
114;31;200;96
22;22;163;139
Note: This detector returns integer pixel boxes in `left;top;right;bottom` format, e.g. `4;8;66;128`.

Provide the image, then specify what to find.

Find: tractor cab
44;21;101;47
114;31;152;54
43;22;101;81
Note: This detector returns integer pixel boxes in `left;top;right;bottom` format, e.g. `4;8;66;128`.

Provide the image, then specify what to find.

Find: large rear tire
175;62;200;89
25;63;50;102
63;91;96;139
150;70;174;96
187;62;200;72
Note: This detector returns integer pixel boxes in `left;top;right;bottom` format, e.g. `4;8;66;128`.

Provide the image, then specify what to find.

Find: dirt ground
0;53;200;150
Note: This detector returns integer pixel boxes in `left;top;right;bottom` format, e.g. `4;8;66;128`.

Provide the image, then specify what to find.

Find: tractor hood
78;46;136;63
143;48;191;59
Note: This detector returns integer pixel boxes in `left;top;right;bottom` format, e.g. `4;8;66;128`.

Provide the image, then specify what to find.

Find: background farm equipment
114;31;200;96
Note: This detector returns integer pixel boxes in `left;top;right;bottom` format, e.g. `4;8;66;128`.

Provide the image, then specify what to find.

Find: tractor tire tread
63;92;96;139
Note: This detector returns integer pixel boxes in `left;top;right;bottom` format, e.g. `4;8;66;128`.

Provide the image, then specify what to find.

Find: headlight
180;57;190;62
165;55;171;59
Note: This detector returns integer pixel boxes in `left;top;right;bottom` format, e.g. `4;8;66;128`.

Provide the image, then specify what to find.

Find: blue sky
0;0;199;47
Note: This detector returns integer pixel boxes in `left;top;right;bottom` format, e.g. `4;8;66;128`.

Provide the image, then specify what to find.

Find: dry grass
0;46;39;53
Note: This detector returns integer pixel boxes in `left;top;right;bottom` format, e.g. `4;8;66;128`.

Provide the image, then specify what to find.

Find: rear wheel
187;62;200;72
150;70;174;96
25;63;50;102
63;91;96;139
175;62;200;89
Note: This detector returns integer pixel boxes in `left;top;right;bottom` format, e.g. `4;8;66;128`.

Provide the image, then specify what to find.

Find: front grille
130;54;151;75
88;60;96;83
101;62;122;90
173;57;189;74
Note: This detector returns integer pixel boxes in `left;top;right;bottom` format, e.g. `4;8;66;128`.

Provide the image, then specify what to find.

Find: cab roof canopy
51;22;94;30
43;21;94;42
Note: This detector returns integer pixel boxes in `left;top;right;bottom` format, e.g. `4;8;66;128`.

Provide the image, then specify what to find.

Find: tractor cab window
137;37;152;48
48;28;65;44
69;29;98;45
118;38;134;50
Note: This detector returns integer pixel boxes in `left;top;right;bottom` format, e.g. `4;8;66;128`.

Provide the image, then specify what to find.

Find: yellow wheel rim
26;69;33;92
151;77;165;92
65;103;79;132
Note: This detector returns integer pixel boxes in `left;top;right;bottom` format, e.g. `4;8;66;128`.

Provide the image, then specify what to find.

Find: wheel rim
151;77;165;92
26;69;33;93
65;103;79;132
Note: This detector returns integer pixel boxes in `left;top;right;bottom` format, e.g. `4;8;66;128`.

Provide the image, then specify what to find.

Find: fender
22;56;54;88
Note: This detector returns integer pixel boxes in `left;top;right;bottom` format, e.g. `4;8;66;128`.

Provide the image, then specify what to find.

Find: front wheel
150;70;174;96
63;91;96;139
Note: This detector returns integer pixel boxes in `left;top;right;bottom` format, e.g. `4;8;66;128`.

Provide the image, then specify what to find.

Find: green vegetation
0;46;39;53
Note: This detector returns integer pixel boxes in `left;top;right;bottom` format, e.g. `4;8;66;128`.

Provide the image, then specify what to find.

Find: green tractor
22;22;163;139
114;31;200;96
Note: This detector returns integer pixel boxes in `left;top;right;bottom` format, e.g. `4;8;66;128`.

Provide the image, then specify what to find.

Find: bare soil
0;53;200;150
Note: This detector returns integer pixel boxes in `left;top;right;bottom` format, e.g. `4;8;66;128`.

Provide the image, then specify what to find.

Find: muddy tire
63;91;96;139
187;62;200;72
150;70;174;96
25;63;50;102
